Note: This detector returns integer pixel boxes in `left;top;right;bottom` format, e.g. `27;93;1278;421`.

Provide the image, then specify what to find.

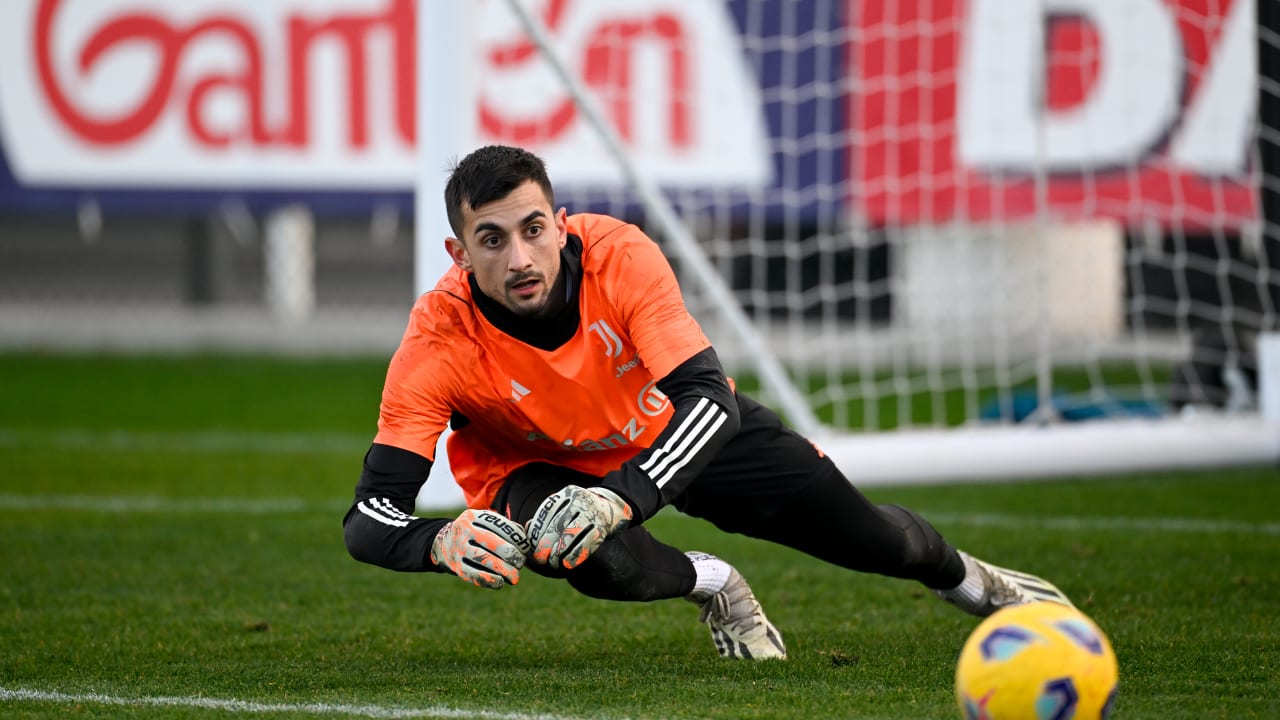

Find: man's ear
445;237;470;271
555;207;569;248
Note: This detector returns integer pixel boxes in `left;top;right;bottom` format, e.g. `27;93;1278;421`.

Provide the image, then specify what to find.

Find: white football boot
693;568;787;660
937;551;1075;617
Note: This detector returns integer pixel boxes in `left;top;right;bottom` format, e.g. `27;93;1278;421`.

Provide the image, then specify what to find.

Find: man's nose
508;236;534;269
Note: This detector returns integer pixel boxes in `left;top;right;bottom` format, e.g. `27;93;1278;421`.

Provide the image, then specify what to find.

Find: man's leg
679;393;965;588
492;462;786;658
680;394;1071;615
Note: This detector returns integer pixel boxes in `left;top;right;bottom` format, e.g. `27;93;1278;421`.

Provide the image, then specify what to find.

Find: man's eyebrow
518;209;547;226
471;210;547;239
472;221;503;237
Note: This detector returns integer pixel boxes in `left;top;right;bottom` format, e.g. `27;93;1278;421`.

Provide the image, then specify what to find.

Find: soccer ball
954;601;1118;720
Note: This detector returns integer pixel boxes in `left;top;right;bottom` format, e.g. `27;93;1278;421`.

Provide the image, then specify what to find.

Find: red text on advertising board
34;0;415;148
34;0;692;153
851;0;1255;229
478;0;692;147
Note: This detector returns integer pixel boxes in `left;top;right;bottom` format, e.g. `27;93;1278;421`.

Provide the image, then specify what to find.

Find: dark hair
444;145;555;238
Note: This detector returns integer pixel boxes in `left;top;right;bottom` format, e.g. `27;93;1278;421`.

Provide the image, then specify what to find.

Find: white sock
684;552;733;602
941;552;986;605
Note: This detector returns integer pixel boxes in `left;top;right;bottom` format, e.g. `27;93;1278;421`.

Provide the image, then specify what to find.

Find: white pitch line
0;686;610;720
0;428;368;455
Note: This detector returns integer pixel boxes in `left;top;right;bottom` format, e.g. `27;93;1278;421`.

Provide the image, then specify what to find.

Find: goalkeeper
342;145;1071;660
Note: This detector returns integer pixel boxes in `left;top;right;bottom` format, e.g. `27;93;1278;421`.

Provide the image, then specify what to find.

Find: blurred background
2;0;1277;452
0;209;413;353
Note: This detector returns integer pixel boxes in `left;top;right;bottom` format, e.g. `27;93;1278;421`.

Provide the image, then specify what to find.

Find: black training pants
490;393;965;602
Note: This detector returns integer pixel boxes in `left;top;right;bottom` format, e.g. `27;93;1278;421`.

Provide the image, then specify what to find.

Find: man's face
446;180;568;317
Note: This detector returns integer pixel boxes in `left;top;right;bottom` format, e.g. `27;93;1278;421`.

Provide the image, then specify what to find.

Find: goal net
422;0;1280;488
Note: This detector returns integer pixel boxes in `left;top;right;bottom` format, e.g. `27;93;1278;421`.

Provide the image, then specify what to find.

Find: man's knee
564;541;635;598
878;503;950;568
564;531;694;602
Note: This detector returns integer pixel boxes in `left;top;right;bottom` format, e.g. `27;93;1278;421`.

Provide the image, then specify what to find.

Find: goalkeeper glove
429;509;532;589
526;485;633;570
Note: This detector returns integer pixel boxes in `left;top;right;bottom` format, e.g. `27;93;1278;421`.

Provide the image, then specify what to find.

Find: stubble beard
504;276;551;317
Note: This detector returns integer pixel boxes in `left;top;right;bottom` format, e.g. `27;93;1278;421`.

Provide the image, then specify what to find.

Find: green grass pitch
0;353;1276;719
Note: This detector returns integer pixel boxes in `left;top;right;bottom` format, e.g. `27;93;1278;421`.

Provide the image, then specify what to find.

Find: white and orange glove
429;509;533;589
526;486;633;570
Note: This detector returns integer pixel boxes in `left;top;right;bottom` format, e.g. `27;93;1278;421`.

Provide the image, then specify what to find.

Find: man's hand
429;509;533;589
526;486;633;570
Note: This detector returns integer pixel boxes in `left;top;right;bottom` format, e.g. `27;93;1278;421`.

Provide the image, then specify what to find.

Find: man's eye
527;225;542;237
482;235;501;247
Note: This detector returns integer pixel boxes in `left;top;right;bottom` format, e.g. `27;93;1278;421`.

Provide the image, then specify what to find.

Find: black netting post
1260;0;1280;326
183;214;229;306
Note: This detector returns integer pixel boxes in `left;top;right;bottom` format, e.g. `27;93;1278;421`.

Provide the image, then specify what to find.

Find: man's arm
598;346;740;522
344;443;532;588
343;443;449;572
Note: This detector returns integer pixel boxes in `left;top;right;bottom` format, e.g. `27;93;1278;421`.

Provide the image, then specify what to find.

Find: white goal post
416;0;1280;505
